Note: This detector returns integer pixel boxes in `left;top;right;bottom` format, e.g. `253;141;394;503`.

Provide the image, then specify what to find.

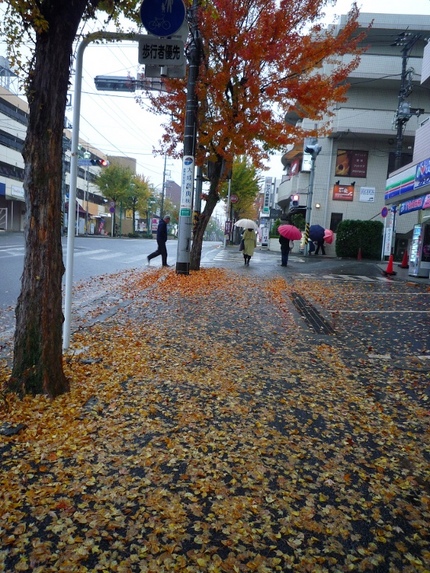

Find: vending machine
409;223;430;278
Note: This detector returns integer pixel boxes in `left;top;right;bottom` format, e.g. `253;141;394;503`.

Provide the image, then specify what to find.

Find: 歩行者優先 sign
138;37;185;67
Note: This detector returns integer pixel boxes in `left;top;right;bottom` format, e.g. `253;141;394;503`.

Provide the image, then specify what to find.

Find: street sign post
138;37;185;67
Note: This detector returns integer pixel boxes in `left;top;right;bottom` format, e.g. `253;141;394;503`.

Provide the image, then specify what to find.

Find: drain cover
290;292;335;335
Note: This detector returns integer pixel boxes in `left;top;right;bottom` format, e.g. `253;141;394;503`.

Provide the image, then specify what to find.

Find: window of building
330;213;343;232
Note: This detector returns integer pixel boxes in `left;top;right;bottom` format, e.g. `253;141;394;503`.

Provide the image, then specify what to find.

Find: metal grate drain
290;292;335;335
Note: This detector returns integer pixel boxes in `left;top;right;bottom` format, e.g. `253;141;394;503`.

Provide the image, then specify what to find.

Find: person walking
315;237;326;255
147;215;171;267
242;228;257;266
279;235;293;267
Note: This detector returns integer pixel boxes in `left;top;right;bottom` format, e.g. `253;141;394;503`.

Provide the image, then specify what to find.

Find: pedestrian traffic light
90;158;109;167
291;194;300;207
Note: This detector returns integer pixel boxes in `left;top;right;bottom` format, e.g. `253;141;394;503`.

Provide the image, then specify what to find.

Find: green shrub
270;218;281;238
290;213;306;231
335;220;383;259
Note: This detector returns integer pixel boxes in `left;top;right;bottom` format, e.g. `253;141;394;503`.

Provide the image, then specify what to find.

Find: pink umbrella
324;229;334;244
278;224;302;240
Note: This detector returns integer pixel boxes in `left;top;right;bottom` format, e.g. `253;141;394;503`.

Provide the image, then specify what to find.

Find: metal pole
223;177;231;248
160;153;167;218
304;156;315;256
63;31;150;350
176;0;200;275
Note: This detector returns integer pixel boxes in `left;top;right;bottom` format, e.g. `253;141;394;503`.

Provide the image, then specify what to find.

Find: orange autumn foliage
139;0;366;270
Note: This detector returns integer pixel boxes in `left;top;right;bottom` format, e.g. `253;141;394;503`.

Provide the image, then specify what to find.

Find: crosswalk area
0;245;149;265
1;243;399;283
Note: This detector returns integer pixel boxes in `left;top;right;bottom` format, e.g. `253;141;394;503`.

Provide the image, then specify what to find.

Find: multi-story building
277;13;430;260
0;59;110;234
385;40;430;277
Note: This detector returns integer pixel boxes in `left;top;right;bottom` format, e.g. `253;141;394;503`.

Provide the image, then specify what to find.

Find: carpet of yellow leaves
1;268;429;572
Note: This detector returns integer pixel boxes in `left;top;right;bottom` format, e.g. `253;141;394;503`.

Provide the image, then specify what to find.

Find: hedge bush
335;220;383;259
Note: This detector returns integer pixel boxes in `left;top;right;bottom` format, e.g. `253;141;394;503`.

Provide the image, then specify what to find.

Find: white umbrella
234;219;258;230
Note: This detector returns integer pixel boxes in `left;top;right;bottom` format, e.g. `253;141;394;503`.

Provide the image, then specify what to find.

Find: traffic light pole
176;0;200;275
303;144;321;256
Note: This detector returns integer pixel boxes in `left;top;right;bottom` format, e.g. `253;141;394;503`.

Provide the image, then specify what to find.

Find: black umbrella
309;224;325;241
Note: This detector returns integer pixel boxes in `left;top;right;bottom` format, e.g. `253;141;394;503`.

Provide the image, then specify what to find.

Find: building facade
277;13;430;260
0;65;110;234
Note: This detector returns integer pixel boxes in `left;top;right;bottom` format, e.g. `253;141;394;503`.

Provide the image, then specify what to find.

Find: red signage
332;184;354;201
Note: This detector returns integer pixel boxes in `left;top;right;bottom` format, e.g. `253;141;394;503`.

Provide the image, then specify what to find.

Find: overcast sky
2;0;430;192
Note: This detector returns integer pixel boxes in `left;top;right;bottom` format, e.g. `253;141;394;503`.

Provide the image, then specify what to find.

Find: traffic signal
90;158;109;167
291;194;299;207
304;144;322;158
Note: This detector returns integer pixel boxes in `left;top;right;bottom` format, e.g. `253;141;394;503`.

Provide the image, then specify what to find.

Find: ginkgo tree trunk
143;0;365;271
2;0;139;397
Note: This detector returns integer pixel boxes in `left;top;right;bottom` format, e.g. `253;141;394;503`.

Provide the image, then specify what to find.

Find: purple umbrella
309;224;325;241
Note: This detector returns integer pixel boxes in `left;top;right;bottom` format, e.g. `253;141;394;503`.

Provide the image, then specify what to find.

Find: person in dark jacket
315;238;326;255
279;235;293;267
147;215;171;267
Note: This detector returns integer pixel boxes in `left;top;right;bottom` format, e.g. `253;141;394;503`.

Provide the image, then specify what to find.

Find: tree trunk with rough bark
190;160;223;271
8;3;86;397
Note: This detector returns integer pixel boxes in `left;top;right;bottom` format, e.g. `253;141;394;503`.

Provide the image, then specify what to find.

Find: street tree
143;0;365;271
2;0;139;397
130;175;152;233
95;164;151;234
222;156;261;222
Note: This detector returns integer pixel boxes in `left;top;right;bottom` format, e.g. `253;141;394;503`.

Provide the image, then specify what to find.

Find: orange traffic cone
357;247;362;261
399;250;409;269
383;254;397;276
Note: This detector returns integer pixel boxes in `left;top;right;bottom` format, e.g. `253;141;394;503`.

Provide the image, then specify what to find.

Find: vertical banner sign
180;155;194;216
383;210;394;257
262;177;271;216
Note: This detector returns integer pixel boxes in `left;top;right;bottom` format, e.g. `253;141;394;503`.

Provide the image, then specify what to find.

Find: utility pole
303;143;321;256
393;33;421;171
176;0;201;275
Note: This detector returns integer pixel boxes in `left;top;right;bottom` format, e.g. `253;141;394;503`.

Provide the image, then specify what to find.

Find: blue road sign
140;0;186;37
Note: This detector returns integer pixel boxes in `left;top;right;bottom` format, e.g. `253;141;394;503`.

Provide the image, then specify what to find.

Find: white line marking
73;249;107;257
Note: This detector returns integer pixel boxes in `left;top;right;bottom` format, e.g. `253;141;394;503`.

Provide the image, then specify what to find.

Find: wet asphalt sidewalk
1;264;429;572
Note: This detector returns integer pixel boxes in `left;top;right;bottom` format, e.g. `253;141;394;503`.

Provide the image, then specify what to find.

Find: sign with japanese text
335;150;368;178
332;184;354;201
359;186;375;203
399;193;430;215
180;155;194;216
261;177;272;216
138;37;184;66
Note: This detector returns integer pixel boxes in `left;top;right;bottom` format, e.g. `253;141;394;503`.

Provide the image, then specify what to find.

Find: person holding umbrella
315;237;326;255
242;228;257;266
277;224;302;267
279;234;293;266
309;224;325;255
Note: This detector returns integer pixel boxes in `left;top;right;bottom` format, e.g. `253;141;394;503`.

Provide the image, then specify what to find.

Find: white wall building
277;13;430;260
0;62;110;234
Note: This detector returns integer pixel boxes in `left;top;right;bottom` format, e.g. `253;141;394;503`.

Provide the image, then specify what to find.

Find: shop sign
332;184;354;201
359;186;375;202
399;193;430;215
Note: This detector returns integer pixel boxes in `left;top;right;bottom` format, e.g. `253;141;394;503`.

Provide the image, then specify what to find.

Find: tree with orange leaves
142;0;365;270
